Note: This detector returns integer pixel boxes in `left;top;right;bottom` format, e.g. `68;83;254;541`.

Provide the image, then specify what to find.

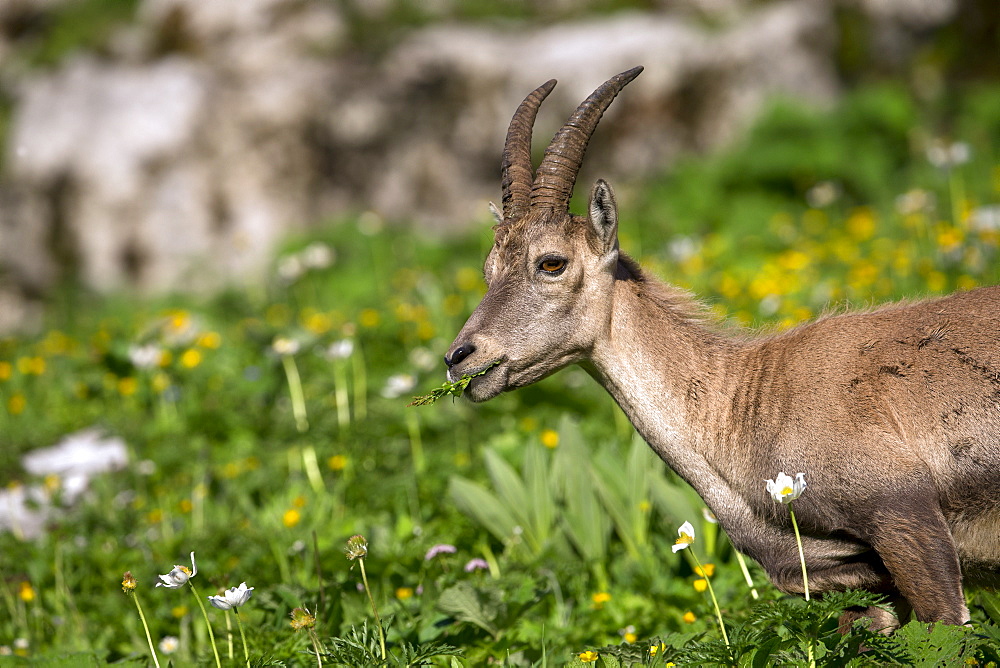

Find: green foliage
1;80;1000;665
322;620;461;667
437;577;546;641
408;362;500;406
449;417;690;567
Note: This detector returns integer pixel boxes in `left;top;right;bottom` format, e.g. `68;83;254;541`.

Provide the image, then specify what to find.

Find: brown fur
444;69;1000;629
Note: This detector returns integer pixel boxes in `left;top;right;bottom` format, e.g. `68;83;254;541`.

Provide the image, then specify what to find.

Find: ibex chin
445;66;1000;630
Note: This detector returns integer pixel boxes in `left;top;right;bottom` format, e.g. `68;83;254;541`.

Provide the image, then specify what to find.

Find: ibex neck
585;265;738;480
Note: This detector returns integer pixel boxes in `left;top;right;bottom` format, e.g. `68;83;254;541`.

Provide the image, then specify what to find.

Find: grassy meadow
3;83;1000;666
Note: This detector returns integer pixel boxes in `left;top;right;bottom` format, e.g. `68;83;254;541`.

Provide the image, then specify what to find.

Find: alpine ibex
444;66;1000;629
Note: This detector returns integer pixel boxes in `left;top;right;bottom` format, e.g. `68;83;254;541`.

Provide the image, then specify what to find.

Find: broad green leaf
449;476;519;546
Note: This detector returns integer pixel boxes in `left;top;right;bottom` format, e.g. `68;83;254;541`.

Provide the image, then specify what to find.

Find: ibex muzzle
445;67;1000;629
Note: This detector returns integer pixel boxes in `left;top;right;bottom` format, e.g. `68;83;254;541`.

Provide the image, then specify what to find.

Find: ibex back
444;66;1000;629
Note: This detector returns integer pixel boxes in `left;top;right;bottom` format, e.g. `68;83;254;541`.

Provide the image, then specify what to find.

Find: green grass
2;83;1000;666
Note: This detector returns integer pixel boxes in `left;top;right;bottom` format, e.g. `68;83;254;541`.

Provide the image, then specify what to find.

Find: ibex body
445;66;1000;628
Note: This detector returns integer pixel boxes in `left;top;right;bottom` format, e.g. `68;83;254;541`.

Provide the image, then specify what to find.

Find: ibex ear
588;179;619;254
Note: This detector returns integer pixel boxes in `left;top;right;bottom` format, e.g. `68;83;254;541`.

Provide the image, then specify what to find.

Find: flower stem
187;582;222;668
688;551;729;646
788;503;810;601
131;592;161;668
788;503;815;668
308;627;324;667
333;359;350;433
357;557;386;661
234;609;251;668
225;609;234;659
733;550;759;600
281;354;309;432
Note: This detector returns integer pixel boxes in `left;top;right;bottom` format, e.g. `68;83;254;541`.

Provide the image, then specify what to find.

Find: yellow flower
43;475;60;493
298;308;331;335
846;207;876;241
624;631;637;643
591;592;611;609
117;377;138;397
578;650;599;662
18;582;35;602
122;571;137;594
7;393;26;415
179;349;202;369
328;455;348;471
417;321;435;340
196;331;222;349
926;270;947;293
359;308;381;328
936;225;963;251
693;578;708;593
172;605;189;618
292;495;307;508
0;361;11;380
683;611;697;624
396;587;414;600
17;356;46;375
282;509;301;528
455;266;481;292
178;499;193;513
443;295;464;316
695;563;715;577
540;429;559;449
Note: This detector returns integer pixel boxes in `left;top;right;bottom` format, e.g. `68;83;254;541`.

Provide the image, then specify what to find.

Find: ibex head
444;67;643;402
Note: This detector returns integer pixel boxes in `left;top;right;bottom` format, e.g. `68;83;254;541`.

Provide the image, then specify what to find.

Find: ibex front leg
867;499;969;625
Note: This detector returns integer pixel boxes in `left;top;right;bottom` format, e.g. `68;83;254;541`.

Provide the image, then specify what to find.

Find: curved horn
530;66;643;210
501;78;557;222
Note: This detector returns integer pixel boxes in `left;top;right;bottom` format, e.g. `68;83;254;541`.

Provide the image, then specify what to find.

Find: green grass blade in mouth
407;362;499;406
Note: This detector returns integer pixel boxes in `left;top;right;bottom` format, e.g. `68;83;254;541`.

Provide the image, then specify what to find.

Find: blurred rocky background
0;0;996;330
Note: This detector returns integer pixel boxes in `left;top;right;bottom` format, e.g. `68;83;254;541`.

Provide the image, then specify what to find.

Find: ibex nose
445;344;476;368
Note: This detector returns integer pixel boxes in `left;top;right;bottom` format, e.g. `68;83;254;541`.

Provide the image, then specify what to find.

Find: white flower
207;582;254;610
158;636;179;654
672;521;695;553
766;472;807;504
381;373;416;398
271;337;300;356
156;552;197;588
278;255;305;282
301;242;335;270
325;339;354;360
128;344;163;370
927;140;971;169
805;181;841;208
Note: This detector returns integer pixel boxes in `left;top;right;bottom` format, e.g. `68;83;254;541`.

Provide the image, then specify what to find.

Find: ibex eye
539;257;567;274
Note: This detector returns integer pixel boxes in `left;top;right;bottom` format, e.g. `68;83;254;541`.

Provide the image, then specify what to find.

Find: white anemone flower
207;582;254;610
271;337;301;356
325;339;354;360
672;521;695;553
765;472;807;504
155;551;197;588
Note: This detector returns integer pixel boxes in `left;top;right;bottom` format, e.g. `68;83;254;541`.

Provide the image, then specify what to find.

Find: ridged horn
530;66;643;210
501;78;557;222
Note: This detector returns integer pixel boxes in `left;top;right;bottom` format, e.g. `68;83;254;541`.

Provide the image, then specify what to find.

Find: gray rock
0;0;956;326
